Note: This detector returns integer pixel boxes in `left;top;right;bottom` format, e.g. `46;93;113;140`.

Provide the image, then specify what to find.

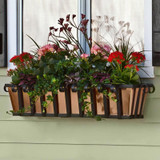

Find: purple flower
58;18;64;25
64;23;69;29
50;26;54;30
92;73;110;83
81;14;85;19
81;19;89;26
66;14;70;21
80;27;87;33
53;44;59;51
60;27;64;32
72;14;76;19
67;27;72;32
61;40;71;44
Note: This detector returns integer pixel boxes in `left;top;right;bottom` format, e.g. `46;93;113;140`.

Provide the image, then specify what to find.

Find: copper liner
22;92;31;113
70;89;79;114
96;87;148;116
84;93;92;115
31;97;40;114
58;90;67;114
8;85;149;117
45;92;54;114
96;91;105;115
8;87;19;112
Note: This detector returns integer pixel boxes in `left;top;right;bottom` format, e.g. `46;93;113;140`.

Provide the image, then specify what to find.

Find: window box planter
4;83;154;119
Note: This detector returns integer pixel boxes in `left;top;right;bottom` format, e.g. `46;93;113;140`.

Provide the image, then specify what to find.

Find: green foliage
7;14;147;120
111;67;140;84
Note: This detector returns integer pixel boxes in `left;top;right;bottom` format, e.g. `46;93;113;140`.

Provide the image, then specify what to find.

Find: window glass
92;0;144;51
23;0;77;52
0;0;7;67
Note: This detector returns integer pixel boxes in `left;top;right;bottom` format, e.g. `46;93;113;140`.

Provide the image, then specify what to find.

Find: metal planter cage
4;83;155;119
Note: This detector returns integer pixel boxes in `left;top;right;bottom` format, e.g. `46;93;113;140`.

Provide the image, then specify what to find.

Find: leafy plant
7;14;146;118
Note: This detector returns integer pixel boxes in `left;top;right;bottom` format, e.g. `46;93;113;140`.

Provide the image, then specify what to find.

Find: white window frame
7;0;154;78
7;0;17;69
142;0;154;78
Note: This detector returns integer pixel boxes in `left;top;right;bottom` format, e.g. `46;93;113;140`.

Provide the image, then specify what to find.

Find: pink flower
38;44;54;59
91;44;111;55
103;56;108;60
91;45;100;55
103;44;111;53
80;53;89;59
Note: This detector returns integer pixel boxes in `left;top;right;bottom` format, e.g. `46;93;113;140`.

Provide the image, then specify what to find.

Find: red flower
124;64;139;71
131;52;145;63
10;55;20;62
107;51;125;64
19;52;33;62
124;64;134;69
135;65;139;71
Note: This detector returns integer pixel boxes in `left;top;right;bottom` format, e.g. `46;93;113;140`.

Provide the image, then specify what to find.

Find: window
23;0;77;52
7;0;154;77
91;0;153;78
0;0;7;67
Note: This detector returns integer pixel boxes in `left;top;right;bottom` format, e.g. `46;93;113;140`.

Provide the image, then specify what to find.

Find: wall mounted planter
4;83;155;119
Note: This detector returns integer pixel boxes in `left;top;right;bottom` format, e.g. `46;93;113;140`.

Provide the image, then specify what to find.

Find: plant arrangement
7;14;149;117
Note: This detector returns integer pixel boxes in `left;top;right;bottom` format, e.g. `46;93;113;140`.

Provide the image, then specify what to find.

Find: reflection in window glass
23;0;77;52
92;0;144;51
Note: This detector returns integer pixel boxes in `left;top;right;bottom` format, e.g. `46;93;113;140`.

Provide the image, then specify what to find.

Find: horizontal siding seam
1;120;160;124
0;142;160;148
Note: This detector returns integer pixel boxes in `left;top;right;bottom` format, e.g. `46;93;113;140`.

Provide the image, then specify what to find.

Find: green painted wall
0;68;160;160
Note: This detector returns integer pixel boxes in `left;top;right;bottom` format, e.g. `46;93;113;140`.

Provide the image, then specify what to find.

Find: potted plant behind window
4;14;155;119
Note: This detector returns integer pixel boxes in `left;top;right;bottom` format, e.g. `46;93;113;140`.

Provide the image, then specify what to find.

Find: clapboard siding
0;143;160;160
0;120;160;145
0;67;160;160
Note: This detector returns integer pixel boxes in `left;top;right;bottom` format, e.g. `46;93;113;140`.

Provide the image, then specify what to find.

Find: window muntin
8;0;153;77
91;0;154;77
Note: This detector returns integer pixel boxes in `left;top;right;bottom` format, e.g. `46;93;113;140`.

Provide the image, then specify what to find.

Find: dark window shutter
153;0;160;66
